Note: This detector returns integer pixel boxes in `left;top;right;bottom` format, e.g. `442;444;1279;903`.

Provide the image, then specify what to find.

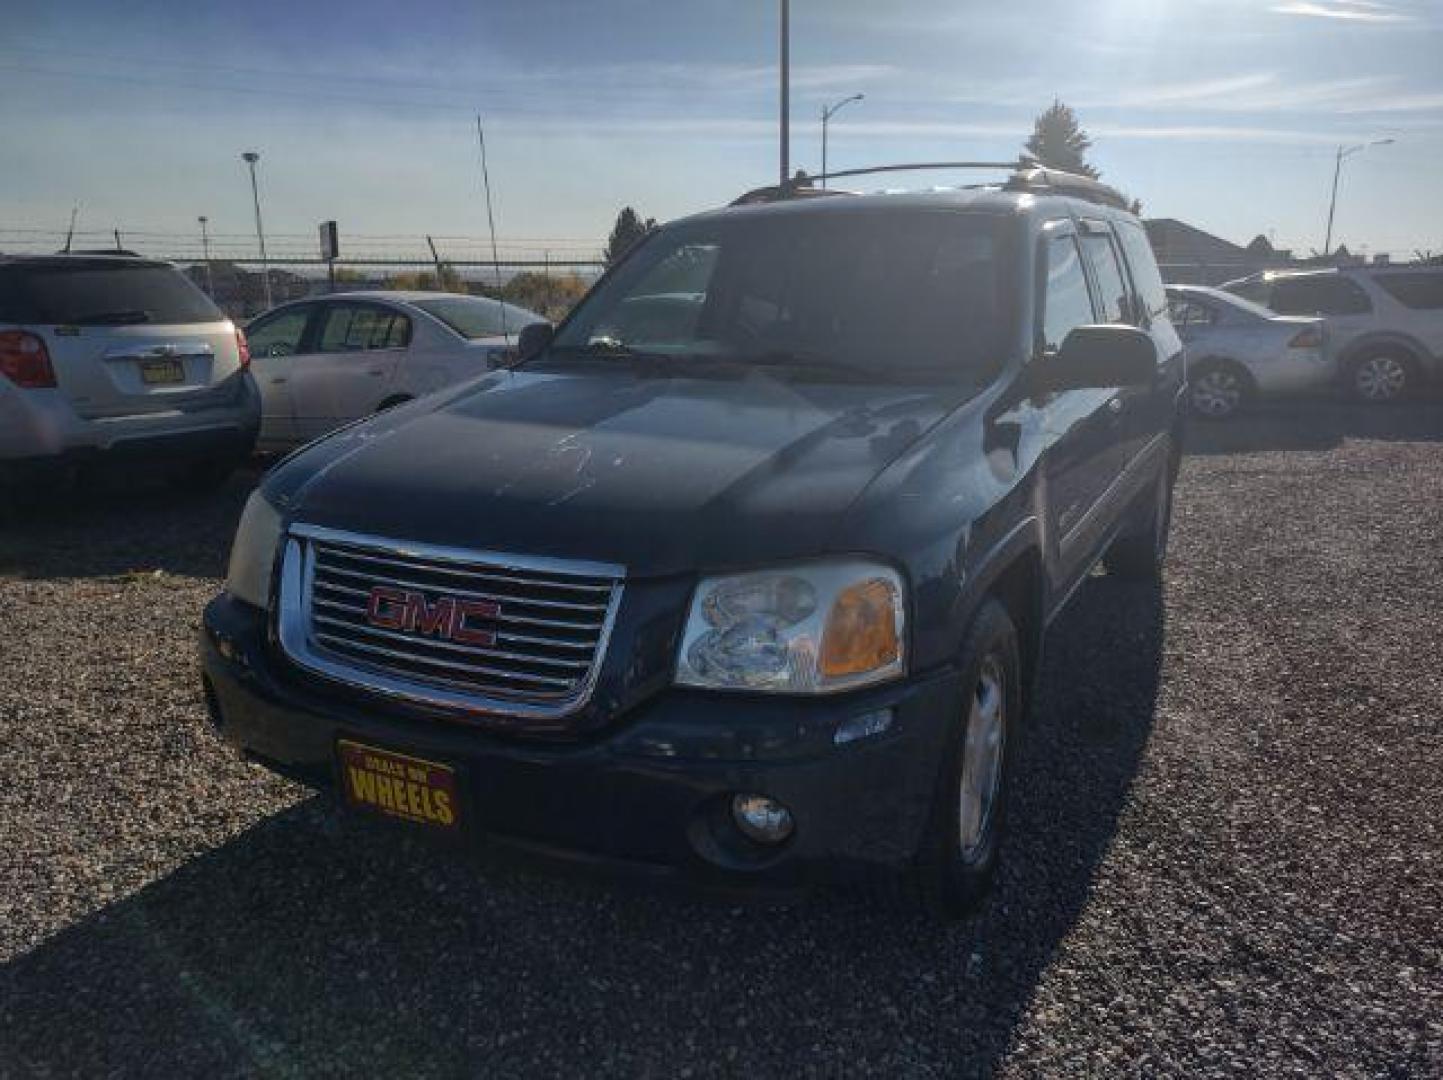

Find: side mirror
1037;325;1156;393
517;321;554;360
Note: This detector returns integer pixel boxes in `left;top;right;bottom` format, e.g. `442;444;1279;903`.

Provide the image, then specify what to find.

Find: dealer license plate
337;740;460;830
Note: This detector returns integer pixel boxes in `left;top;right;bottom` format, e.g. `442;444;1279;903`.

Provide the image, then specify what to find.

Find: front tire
912;598;1022;920
1349;350;1415;404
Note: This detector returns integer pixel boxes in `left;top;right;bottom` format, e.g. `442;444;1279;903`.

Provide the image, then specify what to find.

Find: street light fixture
197;215;215;298
821;93;864;189
241;151;272;309
1323;138;1394;260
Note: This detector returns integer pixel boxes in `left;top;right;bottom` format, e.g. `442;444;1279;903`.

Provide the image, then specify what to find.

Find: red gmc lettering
365;586;499;645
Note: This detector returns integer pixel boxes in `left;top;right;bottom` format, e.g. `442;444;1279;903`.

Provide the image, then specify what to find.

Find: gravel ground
2;401;1441;1077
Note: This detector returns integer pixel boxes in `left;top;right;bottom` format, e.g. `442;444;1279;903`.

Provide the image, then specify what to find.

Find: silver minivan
0;255;259;490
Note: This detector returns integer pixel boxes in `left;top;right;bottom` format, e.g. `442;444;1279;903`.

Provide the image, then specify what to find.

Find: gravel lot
2;400;1440;1077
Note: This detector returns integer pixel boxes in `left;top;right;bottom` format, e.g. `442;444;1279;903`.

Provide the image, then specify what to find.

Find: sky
2;0;1440;264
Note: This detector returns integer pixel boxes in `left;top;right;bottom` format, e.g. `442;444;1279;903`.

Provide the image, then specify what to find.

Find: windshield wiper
71;309;152;326
741;349;876;378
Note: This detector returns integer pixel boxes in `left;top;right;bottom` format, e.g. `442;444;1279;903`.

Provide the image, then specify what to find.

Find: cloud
1269;1;1414;22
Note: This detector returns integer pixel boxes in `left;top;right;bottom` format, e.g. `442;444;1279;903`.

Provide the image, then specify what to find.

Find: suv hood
267;367;965;577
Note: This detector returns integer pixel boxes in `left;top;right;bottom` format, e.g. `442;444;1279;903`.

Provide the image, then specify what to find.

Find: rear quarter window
1270;277;1372;317
0;261;224;325
1373;273;1443;311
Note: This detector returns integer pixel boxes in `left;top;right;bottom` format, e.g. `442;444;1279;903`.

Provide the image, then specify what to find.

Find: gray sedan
1166;285;1330;419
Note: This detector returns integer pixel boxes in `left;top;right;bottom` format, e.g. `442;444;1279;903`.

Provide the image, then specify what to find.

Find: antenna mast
475;114;509;345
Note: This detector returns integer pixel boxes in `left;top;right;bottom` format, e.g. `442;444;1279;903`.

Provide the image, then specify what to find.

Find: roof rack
731;156;1133;212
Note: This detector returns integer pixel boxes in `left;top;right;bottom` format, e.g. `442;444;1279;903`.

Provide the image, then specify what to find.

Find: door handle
367;369;385;376
270;376;288;384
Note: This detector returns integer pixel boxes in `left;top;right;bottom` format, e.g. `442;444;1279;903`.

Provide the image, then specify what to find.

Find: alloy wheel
958;655;1006;863
1354;355;1407;402
1191;369;1243;417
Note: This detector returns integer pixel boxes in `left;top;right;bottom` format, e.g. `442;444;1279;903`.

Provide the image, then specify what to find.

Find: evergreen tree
1025;100;1099;178
604;207;657;267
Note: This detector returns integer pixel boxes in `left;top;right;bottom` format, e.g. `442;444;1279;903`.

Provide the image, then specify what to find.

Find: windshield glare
552;210;1013;379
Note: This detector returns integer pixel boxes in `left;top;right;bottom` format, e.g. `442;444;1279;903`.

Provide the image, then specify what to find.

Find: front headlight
225;492;284;609
675;561;906;694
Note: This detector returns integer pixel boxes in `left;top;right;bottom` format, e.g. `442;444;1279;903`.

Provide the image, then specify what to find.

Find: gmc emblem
366;586;500;647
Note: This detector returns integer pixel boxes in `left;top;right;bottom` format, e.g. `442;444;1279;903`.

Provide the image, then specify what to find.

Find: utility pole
779;0;790;190
821;93;864;189
241;151;272;309
197;216;215;297
1323;138;1394;261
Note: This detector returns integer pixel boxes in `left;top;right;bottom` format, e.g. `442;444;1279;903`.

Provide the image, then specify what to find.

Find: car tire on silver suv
912;597;1022;921
1349;349;1415;404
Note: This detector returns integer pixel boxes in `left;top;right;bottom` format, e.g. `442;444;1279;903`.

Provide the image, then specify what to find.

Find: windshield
550;209;1013;380
0;261;224;325
1188;287;1280;321
411;295;541;339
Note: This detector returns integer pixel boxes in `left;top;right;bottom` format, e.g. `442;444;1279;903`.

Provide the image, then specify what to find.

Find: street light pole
197;215;215;298
1323;138;1394;260
241;151;272;309
820;93;864;189
779;0;790;190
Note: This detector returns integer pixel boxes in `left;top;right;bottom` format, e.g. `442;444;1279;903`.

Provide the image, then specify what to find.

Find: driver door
244;303;319;449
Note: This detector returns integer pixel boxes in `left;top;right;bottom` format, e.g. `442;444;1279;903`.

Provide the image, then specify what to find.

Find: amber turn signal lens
820;578;901;677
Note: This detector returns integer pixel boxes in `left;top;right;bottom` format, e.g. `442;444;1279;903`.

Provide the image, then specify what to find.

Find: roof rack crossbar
730;155;1133;211
814;159;1029;182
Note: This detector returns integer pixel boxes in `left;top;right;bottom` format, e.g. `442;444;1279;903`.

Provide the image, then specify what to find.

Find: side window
316;304;412;352
1166;298;1217;329
1374;273;1443;310
245;306;311;357
1271;277;1372;317
1081;231;1131;324
1041;234;1096;352
1116;220;1168;320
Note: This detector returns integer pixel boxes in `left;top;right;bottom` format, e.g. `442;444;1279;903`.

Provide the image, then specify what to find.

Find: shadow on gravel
1185;398;1443;456
0;466;262;581
0;578;1164;1075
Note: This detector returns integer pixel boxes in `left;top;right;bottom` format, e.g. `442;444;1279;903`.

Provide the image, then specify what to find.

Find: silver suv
1222;266;1443;403
0;255;260;491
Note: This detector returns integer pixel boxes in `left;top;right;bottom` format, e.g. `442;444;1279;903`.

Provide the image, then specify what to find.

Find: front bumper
200;593;961;886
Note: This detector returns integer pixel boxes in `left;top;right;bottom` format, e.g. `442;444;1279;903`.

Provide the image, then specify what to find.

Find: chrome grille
277;524;623;721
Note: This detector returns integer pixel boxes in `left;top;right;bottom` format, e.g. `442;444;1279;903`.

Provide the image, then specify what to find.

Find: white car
1;254;259;491
1166;285;1329;419
244;291;545;451
1222;267;1443;403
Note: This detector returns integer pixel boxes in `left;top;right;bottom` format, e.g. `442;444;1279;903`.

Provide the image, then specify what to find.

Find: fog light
731;794;795;844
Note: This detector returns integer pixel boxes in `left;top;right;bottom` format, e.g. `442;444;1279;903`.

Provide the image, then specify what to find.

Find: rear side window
411;296;541;339
1270;277;1372;316
1041;234;1095;352
1115;221;1168;320
0;261;223;325
1374;273;1443;310
317;304;411;352
1081;232;1131;324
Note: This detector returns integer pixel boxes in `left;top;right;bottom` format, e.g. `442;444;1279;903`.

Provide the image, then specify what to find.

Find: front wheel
912;598;1021;920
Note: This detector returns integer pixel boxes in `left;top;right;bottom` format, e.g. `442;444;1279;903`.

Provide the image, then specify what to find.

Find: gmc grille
276;524;623;723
